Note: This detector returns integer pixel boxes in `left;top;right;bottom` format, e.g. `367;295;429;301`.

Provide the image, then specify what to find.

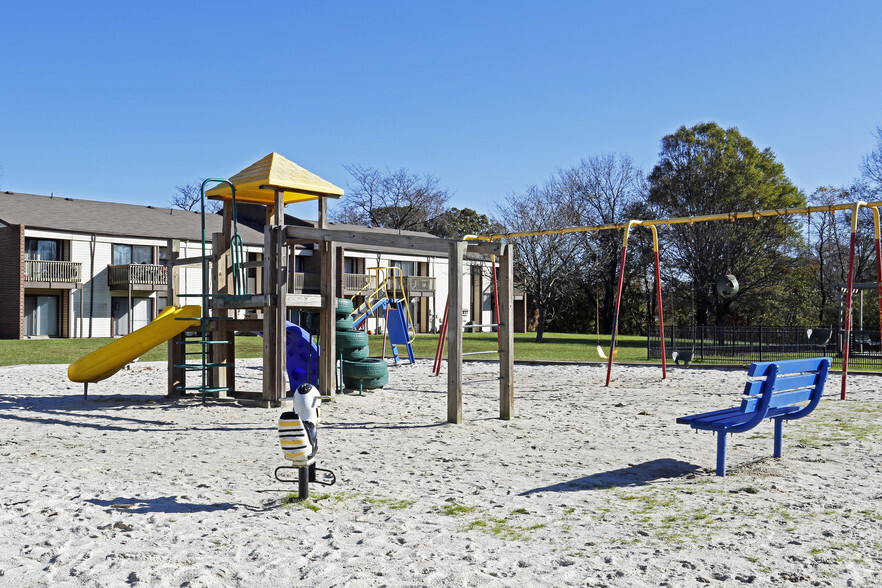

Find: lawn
0;333;650;367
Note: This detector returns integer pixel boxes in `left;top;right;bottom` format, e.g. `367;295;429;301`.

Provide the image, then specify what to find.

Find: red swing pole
606;221;639;387
873;207;882;370
491;255;501;348
432;298;450;376
841;201;866;400
649;225;667;380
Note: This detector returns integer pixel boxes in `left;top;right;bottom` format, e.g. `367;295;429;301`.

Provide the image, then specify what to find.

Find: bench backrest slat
747;357;830;377
739;357;831;418
742;372;819;397
742;388;813;412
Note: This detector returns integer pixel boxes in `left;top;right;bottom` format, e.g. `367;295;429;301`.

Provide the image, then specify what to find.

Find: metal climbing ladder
175;178;247;403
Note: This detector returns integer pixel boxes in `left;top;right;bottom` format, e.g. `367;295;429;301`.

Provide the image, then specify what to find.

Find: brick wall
0;224;24;339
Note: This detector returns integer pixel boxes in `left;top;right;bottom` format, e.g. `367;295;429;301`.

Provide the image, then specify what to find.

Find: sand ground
0;359;880;587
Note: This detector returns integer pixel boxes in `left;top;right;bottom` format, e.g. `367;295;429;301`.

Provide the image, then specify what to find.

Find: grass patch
397;332;651;363
363;496;414;510
282;492;333;511
465;517;545;541
0;332;654;366
0;335;266;366
437;503;477;516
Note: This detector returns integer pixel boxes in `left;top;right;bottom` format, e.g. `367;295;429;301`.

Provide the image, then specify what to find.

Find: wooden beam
285;293;324;308
274;189;285;226
318;196;329;229
466;240;505;256
262;226;287;402
319;240;337;397
210;295;273;309
286;225;451;254
498;244;515;420
447;240;466;424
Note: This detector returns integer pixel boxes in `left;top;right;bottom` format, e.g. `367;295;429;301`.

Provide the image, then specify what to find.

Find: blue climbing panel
386;302;415;364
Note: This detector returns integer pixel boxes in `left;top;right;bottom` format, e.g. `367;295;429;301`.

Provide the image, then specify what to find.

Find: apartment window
25;238;61;261
113;244;153;265
392;260;415;276
344;257;359;274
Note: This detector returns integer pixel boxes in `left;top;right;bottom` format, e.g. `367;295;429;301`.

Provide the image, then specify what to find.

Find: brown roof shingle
0;191;265;245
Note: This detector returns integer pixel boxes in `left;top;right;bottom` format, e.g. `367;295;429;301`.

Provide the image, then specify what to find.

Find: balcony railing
107;264;168;289
341;273;435;296
402;276;435;296
343;273;377;294
291;272;321;293
23;260;81;284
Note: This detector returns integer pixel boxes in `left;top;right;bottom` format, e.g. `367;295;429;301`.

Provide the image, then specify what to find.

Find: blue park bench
676;357;832;477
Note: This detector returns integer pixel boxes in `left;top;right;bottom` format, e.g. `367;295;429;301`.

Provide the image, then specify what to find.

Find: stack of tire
334;298;389;392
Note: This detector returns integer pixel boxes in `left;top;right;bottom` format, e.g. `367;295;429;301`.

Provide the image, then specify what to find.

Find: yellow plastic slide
68;305;201;383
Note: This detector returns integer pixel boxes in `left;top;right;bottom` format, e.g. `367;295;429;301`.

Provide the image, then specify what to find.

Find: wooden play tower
165;153;515;422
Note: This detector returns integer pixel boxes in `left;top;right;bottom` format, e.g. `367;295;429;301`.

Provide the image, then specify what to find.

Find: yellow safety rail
351;266;416;343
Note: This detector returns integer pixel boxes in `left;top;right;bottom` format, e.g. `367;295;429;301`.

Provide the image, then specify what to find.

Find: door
113;297;153;335
24;295;59;337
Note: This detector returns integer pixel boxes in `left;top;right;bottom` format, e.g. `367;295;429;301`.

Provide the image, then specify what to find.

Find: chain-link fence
648;325;882;370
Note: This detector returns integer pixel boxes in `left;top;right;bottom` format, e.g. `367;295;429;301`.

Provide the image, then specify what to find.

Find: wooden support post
335;245;345;296
263;225;287;403
498;243;514;420
320;240;337;397
447;240;465;424
167;239;185;396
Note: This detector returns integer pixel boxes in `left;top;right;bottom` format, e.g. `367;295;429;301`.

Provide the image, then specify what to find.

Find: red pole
871;208;882;385
654;249;667;380
492;258;501;348
382;305;390;361
432;298;450;376
841;231;858;399
606;227;633;387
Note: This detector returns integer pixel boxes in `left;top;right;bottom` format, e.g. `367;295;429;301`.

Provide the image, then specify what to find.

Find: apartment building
1;192;519;339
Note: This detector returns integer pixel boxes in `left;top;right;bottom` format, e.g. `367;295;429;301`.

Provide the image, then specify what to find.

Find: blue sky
2;1;880;218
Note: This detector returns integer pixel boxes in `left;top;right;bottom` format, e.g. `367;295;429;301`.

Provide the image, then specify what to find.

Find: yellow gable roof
205;152;344;205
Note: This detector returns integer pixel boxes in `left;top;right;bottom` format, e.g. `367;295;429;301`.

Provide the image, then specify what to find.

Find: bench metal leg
773;418;784;458
716;432;727;477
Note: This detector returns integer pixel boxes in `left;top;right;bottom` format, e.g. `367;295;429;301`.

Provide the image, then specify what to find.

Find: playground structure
62;153;513;422
66;150;882;419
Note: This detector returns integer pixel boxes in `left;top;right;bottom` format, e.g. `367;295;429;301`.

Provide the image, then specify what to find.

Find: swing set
469;199;882;400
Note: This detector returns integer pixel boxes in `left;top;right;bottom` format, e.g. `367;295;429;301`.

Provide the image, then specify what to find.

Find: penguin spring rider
276;383;336;498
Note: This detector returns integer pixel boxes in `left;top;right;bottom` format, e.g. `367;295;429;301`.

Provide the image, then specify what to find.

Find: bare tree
494;184;577;342
170;179;221;213
555;153;645;332
332;165;450;231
